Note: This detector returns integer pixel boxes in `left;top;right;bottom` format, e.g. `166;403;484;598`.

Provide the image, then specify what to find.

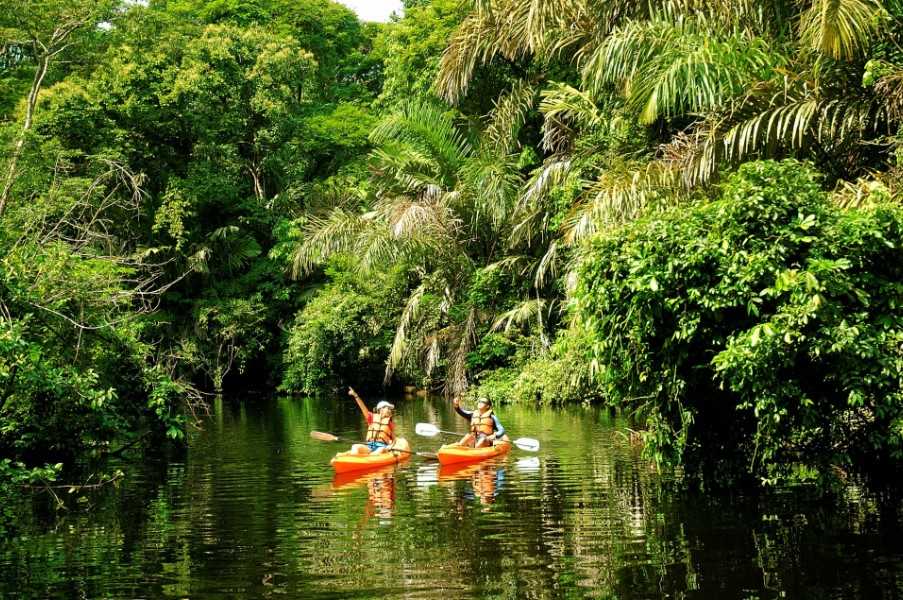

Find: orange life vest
470;409;495;436
366;412;393;444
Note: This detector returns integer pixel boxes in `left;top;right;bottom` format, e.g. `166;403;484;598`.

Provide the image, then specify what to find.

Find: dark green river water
2;394;903;599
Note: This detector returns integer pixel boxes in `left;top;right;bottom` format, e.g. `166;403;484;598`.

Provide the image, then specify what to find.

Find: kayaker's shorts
366;441;388;452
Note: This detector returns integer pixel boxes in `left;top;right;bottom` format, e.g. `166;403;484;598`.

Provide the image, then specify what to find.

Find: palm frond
206;226;261;272
534;239;560;288
370;144;445;194
387;196;454;240
188;246;211;274
584;18;782;124
721;96;886;164
484;80;538;155
436;0;606;104
483;255;533;277
508;159;576;248
799;0;885;60
539;83;604;153
385;284;428;385
370;102;472;184
661;76;894;188
291;209;370;278
458;153;522;230
563;161;681;241
875;67;903;122
492;298;548;333
355;220;404;273
208;225;241;240
444;307;477;398
519;159;575;210
436;9;505;104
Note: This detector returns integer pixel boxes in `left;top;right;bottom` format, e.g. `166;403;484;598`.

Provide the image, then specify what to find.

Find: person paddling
349;387;395;455
453;396;509;448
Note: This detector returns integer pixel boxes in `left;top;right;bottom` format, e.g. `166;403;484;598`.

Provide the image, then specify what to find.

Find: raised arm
348;387;369;418
452;396;472;419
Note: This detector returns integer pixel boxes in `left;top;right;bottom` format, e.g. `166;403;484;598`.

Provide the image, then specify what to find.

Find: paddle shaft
416;423;503;441
310;431;431;457
415;423;540;452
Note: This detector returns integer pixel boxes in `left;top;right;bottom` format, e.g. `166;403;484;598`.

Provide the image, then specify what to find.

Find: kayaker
453;396;509;448
349;387;395;455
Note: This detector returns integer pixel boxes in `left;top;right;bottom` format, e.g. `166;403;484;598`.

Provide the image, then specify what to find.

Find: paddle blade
513;437;540;452
416;465;438;487
414;422;440;437
310;431;340;442
515;456;541;471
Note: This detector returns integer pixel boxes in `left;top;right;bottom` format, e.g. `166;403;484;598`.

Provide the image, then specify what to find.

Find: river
2;394;902;598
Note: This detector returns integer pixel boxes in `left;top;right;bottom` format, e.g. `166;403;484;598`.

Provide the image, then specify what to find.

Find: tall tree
0;0;118;216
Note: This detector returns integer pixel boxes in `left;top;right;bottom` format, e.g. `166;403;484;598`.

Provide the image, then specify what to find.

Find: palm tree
437;0;902;241
293;101;530;396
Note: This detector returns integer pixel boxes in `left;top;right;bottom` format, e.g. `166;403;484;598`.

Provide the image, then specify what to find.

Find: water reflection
332;465;398;522
438;460;506;507
1;395;903;599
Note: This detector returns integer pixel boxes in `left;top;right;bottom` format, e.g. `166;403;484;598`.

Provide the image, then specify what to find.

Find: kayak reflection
332;465;397;521
438;460;506;506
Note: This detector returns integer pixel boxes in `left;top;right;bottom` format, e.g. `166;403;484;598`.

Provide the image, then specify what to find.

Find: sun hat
375;400;395;411
477;397;491;406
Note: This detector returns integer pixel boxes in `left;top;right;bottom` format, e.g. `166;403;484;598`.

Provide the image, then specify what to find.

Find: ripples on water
2;395;903;599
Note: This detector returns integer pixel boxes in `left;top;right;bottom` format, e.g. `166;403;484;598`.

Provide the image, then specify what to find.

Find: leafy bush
280;257;407;395
570;160;903;487
467;355;586;406
0;160;194;466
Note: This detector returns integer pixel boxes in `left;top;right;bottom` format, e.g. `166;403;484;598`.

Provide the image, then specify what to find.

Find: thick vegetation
1;0;902;494
572;160;903;486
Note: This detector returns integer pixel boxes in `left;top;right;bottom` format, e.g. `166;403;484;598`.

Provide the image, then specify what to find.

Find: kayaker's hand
348;387;357;398
453;397;460;408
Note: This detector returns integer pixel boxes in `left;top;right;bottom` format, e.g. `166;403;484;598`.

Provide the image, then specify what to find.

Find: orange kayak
436;441;511;465
332;464;398;489
330;438;411;474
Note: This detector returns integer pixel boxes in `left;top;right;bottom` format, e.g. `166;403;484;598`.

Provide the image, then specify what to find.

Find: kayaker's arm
455;406;472;419
490;415;506;438
453;396;472;420
348;387;369;418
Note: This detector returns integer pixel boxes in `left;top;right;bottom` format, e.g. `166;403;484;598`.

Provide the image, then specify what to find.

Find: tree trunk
0;53;50;217
248;163;265;200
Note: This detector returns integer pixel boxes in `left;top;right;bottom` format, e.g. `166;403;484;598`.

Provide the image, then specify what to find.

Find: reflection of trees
0;447;189;597
3;397;903;598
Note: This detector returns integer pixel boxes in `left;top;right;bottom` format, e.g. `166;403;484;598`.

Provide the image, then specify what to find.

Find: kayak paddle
310;431;437;459
413;422;541;452
414;423;464;437
310;431;347;442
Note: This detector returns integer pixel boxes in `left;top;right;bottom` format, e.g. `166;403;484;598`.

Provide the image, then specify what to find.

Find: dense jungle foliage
1;0;902;494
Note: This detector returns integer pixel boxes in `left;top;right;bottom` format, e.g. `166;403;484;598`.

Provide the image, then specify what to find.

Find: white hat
375;401;395;411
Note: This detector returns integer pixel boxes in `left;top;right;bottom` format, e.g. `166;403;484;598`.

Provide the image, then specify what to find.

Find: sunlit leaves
569;160;903;486
799;0;886;59
584;18;783;124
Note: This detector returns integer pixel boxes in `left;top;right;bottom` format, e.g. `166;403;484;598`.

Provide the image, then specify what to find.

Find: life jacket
470;409;495;436
366;412;393;444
